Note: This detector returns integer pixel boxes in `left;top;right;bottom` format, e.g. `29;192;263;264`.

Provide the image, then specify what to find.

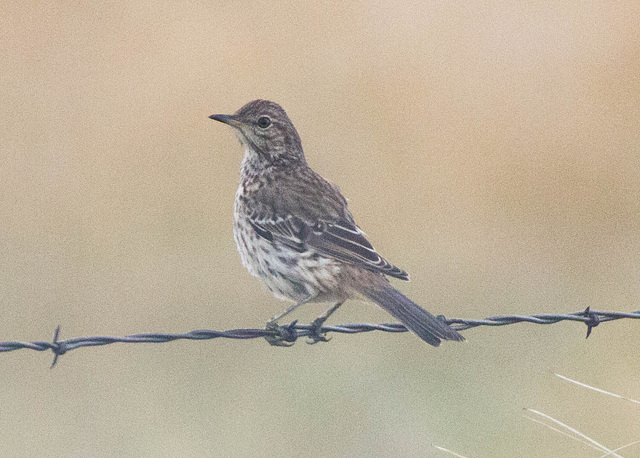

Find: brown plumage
210;100;464;346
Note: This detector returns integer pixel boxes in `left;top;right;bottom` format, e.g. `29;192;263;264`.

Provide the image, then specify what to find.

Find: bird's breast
233;187;343;303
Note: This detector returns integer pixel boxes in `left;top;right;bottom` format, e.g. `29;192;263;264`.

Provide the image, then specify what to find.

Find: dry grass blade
554;373;640;405
524;408;621;457
599;440;640;458
432;444;468;457
523;415;603;453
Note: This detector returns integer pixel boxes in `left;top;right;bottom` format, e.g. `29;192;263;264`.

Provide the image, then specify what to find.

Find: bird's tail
361;285;464;347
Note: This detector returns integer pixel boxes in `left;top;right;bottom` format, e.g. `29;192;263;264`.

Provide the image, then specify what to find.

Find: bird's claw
306;317;331;345
265;320;298;347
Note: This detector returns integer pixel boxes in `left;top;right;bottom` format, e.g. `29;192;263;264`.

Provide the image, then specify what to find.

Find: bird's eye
257;116;271;128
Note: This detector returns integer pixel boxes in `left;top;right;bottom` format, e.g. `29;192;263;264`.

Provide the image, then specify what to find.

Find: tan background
1;1;639;456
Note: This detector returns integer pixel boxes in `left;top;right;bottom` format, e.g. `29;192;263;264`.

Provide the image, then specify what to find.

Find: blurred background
1;1;639;456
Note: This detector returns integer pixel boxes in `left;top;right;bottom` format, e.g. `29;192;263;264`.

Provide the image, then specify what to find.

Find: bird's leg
264;298;312;347
269;300;306;324
307;301;344;344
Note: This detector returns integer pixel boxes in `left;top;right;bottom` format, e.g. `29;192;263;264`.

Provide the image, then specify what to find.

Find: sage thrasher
210;100;464;346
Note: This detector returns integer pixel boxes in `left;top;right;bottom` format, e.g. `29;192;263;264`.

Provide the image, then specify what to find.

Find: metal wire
1;307;638;368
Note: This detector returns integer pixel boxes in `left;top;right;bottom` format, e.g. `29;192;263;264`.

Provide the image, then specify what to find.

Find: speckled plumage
210;100;464;346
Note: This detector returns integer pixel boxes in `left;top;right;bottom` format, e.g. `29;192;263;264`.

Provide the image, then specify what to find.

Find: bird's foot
306;317;331;345
264;319;298;347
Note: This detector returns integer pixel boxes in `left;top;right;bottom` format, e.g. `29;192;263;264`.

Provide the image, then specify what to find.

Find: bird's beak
209;114;244;129
209;114;232;123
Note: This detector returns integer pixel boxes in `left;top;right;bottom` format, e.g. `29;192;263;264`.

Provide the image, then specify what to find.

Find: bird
209;100;464;346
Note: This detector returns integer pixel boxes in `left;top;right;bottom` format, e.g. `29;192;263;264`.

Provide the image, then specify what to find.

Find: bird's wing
248;207;409;281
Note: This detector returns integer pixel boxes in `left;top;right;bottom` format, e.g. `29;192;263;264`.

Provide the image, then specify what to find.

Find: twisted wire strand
1;308;638;367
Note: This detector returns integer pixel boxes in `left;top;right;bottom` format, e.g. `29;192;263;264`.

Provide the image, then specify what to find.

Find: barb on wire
0;307;638;368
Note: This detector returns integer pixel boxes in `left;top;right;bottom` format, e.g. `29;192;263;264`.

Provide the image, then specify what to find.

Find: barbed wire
1;307;638;368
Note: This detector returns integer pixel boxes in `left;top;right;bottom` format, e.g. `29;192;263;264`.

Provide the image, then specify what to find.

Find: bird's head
210;100;305;165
